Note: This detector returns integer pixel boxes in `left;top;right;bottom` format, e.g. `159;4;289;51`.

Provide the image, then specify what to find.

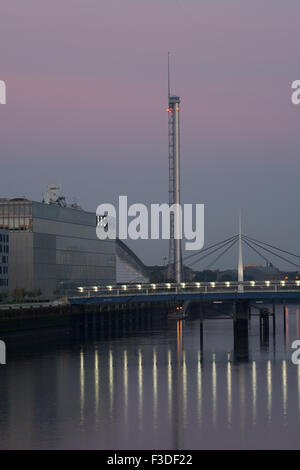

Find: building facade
0;199;116;299
116;240;149;284
0;229;9;294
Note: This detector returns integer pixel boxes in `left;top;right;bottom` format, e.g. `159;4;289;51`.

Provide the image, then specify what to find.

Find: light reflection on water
0;304;300;449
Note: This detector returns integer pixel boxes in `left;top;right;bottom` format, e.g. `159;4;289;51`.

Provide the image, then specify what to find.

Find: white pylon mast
238;210;244;292
167;53;182;283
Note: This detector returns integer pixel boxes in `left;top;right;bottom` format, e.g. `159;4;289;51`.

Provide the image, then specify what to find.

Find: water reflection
109;350;113;417
227;356;232;428
298;363;300;414
252;361;257;426
197;351;202;426
153;349;158;429
168;349;172;425
239;365;246;430
94;349;99;421
267;360;272;423
282;359;287;420
182;351;187;428
123;350;128;425
1;304;300;449
80;349;85;425
212;354;217;426
138;348;143;429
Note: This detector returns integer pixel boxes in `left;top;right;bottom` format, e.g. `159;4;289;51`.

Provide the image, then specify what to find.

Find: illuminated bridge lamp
210;282;216;288
151;284;156;290
181;283;186;289
225;282;230;288
122;285;127;291
280;281;286;287
166;283;171;289
195;282;201;288
107;285;112;291
78;287;84;293
250;281;256;287
136;284;142;290
296;281;300;287
265;281;270;287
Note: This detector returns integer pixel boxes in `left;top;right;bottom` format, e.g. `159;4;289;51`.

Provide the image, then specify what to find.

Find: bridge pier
283;301;287;350
272;303;276;355
233;300;249;362
259;308;270;352
199;303;205;363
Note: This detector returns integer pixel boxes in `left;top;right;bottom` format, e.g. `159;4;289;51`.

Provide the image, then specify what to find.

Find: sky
1;0;300;269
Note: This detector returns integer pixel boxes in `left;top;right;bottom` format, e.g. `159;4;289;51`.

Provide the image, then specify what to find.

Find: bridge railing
72;280;300;298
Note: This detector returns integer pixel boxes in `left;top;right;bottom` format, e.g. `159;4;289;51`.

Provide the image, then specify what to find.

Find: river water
0;303;299;449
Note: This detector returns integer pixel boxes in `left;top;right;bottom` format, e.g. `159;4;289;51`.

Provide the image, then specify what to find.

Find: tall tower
167;53;183;283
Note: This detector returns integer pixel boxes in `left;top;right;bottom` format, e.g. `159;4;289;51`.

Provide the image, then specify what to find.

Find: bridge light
210;282;216;288
136;284;142;290
225;282;231;287
195;282;201;288
181;283;186;289
280;281;286;286
78;287;84;293
151;283;156;290
166;283;171;289
265;281;270;287
122;285;127;291
296;281;300;287
107;285;112;291
93;286;98;292
250;281;256;287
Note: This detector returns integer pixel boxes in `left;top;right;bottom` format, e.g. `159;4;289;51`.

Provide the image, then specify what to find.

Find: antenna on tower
168;52;171;98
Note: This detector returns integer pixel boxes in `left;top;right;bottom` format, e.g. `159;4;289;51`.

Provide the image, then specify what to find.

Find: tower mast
238;210;244;292
167;53;183;283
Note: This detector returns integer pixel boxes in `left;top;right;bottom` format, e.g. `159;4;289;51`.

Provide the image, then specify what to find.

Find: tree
193;270;217;282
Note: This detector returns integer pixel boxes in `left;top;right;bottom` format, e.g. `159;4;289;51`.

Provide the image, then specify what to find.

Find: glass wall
0;200;32;231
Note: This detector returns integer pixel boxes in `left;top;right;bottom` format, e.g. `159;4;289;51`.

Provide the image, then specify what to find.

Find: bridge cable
204;238;238;270
243;235;300;260
186;236;239;269
182;235;238;262
242;238;278;268
242;236;300;269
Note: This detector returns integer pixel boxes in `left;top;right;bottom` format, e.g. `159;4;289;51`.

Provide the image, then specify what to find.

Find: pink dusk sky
1;0;300;267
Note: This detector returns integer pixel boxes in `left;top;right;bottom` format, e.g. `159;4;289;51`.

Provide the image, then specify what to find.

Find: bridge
67;224;300;362
69;280;300;306
69;220;300;309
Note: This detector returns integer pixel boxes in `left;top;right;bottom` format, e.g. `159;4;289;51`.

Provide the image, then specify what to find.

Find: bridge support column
283;301;287;349
259;308;270;352
272;303;276;349
200;304;204;363
233;300;249;362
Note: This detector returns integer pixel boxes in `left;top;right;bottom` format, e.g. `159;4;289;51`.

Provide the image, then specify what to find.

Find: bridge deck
68;281;300;305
